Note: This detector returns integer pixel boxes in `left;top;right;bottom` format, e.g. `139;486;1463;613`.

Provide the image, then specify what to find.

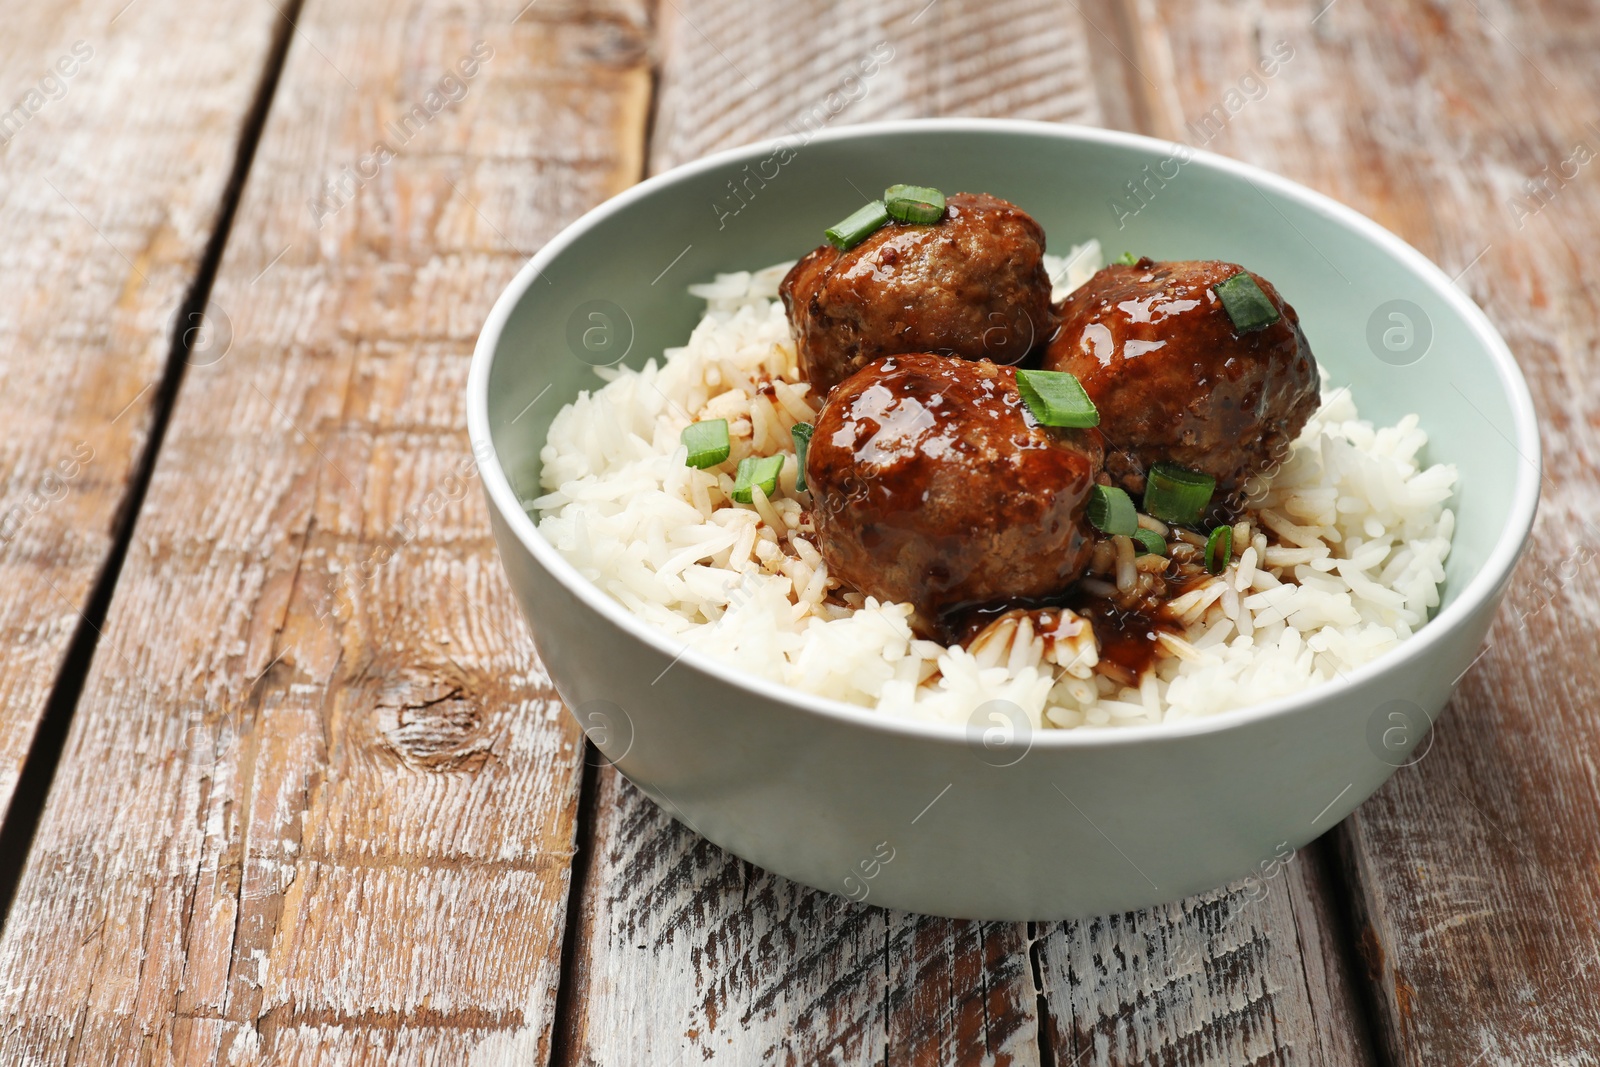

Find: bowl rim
466;117;1541;749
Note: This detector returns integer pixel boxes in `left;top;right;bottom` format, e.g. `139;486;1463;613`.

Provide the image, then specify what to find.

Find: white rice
531;241;1458;730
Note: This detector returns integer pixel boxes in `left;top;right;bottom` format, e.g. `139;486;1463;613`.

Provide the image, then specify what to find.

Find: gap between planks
548;743;605;1067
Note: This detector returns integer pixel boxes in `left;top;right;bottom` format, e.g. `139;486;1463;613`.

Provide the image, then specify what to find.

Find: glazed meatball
1044;258;1319;498
780;193;1053;397
806;353;1102;636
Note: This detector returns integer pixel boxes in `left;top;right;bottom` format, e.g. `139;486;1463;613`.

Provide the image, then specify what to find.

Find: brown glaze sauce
948;588;1170;681
950;596;1072;646
1065;594;1169;680
947;542;1208;681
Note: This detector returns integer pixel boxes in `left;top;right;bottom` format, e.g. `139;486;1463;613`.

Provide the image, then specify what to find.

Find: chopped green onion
1205;525;1233;574
1115;251;1140;266
1142;462;1216;526
825;200;889;250
731;454;785;503
681;419;730;469
791;422;814;492
883;184;946;224
1087;485;1138;537
1015;369;1099;428
1214;272;1281;333
1133;528;1167;556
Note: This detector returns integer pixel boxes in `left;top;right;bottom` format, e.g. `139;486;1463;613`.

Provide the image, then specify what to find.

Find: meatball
806;353;1102;636
780;193;1053;397
1044;258;1319;499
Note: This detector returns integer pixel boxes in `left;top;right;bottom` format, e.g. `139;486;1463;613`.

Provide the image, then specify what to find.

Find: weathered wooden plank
648;0;1106;172
0;0;654;1062
565;778;1372;1066
1124;0;1600;1062
562;772;1046;1067
556;2;1374;1063
0;0;287;840
1036;842;1371;1066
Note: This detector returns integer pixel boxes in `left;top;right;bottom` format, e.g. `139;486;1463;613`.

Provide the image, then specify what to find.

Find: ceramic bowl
466;119;1539;920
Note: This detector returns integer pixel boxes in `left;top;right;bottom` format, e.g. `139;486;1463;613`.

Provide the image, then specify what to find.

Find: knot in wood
375;677;491;772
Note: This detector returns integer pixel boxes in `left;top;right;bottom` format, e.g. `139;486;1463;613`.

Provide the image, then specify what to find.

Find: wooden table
0;1;1594;1062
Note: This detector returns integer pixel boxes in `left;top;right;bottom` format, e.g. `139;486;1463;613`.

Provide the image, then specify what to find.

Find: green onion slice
1115;251;1140;266
825;200;889;250
883;184;946;224
1214;272;1281;334
1142;462;1216;526
1205;525;1233;574
1133;528;1167;556
731;454;785;503
1015;369;1099;428
1086;485;1138;537
681;419;730;469
791;422;814;492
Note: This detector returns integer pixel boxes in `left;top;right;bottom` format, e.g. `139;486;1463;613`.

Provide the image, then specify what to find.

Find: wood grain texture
562;771;1373;1066
0;0;652;1062
0;0;285;826
1036;841;1371;1067
1123;0;1600;1063
562;771;1045;1067
555;2;1373;1063
648;0;1109;172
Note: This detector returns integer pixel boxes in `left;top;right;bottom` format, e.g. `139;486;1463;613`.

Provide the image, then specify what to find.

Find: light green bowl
468;120;1539;920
